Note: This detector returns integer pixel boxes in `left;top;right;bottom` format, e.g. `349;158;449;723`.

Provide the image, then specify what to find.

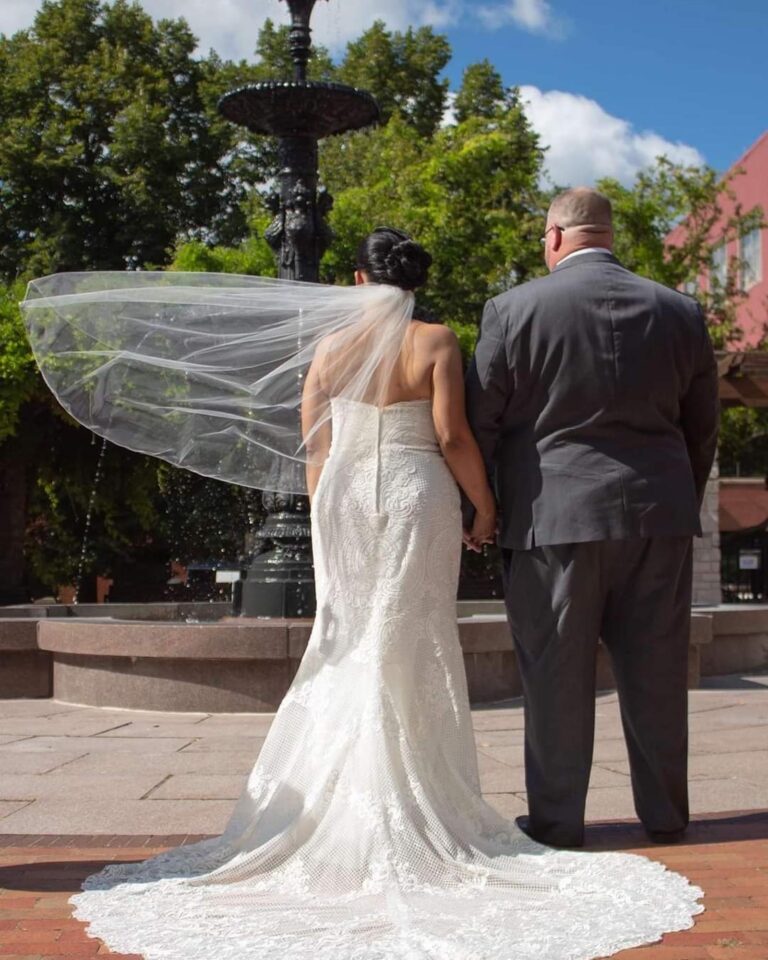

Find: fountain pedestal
218;0;380;617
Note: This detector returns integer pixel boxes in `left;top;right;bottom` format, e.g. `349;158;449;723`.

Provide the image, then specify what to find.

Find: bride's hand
464;507;497;552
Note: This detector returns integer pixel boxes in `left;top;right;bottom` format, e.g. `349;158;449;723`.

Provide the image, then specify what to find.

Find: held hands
462;505;497;553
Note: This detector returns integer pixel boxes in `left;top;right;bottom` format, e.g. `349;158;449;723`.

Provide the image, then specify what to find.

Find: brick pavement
0;812;766;959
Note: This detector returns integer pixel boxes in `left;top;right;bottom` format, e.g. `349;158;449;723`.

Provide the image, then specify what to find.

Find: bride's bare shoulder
411;321;459;352
312;328;347;359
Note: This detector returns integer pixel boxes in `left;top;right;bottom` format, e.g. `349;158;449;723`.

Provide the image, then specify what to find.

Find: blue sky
441;0;766;174
2;0;765;185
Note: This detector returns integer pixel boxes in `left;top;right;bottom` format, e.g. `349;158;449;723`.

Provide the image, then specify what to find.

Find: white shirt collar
557;247;613;266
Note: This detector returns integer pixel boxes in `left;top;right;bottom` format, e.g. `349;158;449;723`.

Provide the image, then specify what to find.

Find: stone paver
0;777;167;802
0;799;235;836
0;805;30;823
0;737;195;756
146;775;246;801
0;755;89;777
175;736;267;753
0;673;766;834
0;719;133;738
46;752;258;778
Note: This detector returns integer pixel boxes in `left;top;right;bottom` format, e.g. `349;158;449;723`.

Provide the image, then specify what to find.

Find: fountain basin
218;81;380;138
0;603;727;711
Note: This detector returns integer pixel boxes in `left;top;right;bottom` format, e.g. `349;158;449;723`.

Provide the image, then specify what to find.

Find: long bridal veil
21;271;417;493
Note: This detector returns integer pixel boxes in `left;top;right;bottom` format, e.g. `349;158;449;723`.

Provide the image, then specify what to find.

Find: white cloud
519;85;705;186
308;0;461;53
0;0;461;59
3;0;579;59
420;0;463;29
478;0;565;37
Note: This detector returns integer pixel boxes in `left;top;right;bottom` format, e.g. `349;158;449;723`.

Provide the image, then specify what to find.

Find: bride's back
319;319;438;408
380;320;440;406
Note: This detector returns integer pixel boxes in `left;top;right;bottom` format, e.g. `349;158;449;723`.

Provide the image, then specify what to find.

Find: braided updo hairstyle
356;227;432;291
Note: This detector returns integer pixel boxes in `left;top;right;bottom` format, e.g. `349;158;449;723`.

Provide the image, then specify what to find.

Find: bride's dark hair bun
356;227;432;291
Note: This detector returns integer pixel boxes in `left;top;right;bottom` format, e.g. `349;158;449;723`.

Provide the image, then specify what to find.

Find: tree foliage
0;282;40;443
336;21;450;138
453;60;505;124
717;406;768;477
0;0;267;592
0;0;260;280
319;91;546;330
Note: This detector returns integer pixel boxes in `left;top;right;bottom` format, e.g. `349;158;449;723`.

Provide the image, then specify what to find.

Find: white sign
215;570;241;583
739;551;761;571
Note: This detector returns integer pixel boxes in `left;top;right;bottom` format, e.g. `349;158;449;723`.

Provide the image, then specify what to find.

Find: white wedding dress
70;397;703;960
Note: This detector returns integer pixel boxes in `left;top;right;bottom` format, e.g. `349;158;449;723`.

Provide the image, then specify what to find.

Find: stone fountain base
0;601;737;711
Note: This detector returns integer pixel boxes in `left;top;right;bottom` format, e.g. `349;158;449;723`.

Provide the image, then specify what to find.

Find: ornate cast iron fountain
218;0;380;617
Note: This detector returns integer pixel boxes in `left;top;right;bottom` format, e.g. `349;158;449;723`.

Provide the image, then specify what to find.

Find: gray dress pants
502;537;693;847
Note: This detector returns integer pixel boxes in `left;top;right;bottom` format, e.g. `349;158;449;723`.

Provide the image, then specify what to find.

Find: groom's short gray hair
548;188;612;229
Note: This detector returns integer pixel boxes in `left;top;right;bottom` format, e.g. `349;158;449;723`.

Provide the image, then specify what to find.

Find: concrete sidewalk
0;672;766;835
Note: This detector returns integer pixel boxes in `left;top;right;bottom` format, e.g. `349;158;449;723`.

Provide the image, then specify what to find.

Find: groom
466;187;719;849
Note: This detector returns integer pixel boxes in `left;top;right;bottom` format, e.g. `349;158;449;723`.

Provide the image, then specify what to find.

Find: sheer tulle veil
20;271;416;494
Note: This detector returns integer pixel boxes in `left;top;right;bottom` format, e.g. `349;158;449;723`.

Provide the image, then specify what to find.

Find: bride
22;227;703;960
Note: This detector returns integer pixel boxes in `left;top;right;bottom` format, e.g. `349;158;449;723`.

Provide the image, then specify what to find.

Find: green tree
169;186;276;275
0;0;266;598
320;91;545;337
453;60;505;124
170;235;275;277
717;406;768;477
0;281;39;443
0;280;41;599
337;21;450;138
0;0;258;280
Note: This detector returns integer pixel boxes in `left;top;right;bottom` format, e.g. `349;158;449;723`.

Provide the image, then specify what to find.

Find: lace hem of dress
69;837;703;960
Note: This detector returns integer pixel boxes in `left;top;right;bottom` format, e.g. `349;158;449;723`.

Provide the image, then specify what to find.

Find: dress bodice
329;397;439;456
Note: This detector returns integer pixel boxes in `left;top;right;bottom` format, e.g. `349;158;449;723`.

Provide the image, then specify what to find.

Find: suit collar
552;250;621;272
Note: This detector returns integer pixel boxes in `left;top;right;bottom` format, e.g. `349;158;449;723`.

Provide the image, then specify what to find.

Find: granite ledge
36;618;298;660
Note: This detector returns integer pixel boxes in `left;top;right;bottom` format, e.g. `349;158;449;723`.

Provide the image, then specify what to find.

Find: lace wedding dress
70;397;703;960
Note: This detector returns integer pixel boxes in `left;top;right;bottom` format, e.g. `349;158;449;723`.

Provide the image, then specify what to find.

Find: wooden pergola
718;352;768;407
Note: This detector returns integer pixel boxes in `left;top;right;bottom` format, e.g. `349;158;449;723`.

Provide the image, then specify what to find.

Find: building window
711;243;727;290
741;228;762;290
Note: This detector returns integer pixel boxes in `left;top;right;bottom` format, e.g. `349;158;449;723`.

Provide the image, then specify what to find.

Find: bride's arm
301;352;331;503
428;327;496;545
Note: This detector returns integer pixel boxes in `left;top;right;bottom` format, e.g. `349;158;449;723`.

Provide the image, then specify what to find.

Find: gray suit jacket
465;251;720;550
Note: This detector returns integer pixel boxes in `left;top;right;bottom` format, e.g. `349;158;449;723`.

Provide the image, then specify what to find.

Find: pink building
667;130;768;346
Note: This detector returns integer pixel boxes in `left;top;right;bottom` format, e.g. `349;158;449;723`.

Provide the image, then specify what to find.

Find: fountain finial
280;0;328;81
